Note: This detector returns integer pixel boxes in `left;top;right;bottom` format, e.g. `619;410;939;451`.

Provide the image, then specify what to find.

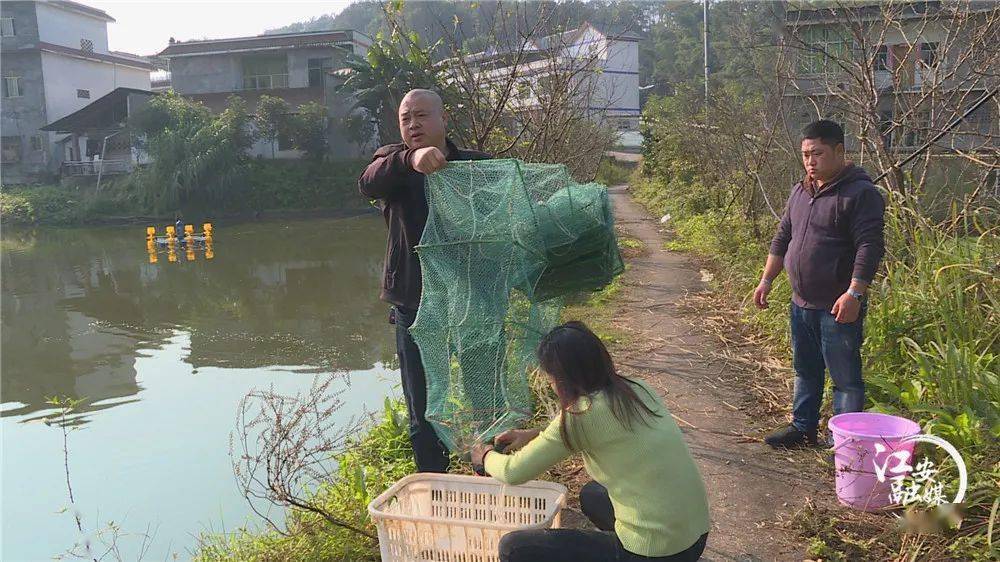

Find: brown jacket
358;139;491;309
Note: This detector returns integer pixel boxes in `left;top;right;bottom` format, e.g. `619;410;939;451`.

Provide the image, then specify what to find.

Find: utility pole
703;0;710;118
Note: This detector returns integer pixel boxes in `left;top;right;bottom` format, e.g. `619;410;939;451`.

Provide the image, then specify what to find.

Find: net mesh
410;159;624;452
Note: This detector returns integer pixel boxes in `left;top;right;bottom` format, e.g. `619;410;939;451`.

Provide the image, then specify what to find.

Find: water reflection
1;216;396;421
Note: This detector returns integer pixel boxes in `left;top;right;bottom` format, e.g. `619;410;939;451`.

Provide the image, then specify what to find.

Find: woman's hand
471;442;494;475
494;428;541;453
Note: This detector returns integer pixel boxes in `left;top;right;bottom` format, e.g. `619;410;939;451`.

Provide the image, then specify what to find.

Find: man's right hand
753;280;772;309
493;428;540;453
411;146;447;175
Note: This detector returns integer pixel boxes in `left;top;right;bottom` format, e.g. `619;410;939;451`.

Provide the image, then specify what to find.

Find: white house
460;22;641;134
1;0;152;182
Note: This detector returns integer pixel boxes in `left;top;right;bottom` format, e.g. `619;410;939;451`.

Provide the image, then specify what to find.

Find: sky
87;0;355;56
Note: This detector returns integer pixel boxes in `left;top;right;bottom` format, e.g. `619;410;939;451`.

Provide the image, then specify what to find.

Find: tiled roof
41;87;154;132
158;30;367;57
464;21;640;63
49;1;115;23
38;42;154;70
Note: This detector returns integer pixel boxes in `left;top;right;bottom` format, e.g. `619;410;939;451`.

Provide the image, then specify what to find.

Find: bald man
359;89;491;472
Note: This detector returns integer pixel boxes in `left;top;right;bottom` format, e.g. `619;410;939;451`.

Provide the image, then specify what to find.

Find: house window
241;54;288;90
1;17;15;37
515;82;531;100
30;135;43;151
3;75;22;97
308;57;331;87
796;26;849;75
919;42;938;68
85;138;102;157
966;104;993;135
877;109;893;149
1;136;22;163
77;89;90;99
903;110;930;147
80;38;93;52
875;45;889;71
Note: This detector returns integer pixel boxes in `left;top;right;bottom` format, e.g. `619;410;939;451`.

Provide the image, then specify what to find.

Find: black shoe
764;424;818;449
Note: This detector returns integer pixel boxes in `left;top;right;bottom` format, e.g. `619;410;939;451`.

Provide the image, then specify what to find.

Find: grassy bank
1;159;370;227
3;157;637;228
630;172;999;561
2;185;80;226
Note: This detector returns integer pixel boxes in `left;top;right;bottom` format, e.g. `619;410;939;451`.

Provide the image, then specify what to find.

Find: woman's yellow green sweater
484;379;710;557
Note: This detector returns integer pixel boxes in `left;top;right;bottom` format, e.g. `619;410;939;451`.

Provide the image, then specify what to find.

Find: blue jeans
790;302;866;433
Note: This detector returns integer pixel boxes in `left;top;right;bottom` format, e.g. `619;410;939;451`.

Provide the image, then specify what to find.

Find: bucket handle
830;434;917;452
829;436;857;453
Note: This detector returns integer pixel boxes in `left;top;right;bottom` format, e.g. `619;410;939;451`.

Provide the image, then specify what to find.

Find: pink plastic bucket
828;412;921;511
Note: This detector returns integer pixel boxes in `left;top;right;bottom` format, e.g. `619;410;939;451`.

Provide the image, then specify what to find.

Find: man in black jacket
754;120;886;449
358;89;490;472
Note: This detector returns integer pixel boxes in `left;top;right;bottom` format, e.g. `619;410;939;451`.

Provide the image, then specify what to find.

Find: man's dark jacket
769;164;886;310
358;139;491;309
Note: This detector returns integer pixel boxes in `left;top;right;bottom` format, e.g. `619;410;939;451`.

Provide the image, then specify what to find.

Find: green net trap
409;159;624;452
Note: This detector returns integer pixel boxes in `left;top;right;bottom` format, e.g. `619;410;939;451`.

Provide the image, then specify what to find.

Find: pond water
1;215;398;561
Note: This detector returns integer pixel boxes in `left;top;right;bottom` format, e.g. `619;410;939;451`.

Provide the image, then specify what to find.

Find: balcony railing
240;73;290;90
62;159;131;176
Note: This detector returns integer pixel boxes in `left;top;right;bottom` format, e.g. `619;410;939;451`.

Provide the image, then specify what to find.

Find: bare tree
230;375;375;539
380;1;636;180
778;0;999;206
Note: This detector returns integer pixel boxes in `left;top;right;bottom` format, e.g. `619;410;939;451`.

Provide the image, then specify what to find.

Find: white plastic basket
368;473;567;562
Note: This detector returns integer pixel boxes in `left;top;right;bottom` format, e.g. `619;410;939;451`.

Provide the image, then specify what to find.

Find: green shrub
595;159;633;186
1;185;82;225
243;159;370;211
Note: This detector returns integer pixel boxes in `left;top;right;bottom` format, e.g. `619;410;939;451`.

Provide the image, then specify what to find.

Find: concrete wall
169;46;348;94
605;39;639;73
40;52;150;123
35;1;109;53
1;3;45;182
325;73;375;157
1;50;50;181
595;39;640;119
168;45;365;158
564;26;604;59
1;2;40;49
288;47;330;88
168;54;240;94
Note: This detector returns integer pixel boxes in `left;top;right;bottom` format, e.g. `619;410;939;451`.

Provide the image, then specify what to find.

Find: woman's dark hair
536;321;661;449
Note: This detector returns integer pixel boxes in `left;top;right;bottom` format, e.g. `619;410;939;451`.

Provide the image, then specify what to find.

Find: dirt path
605;186;828;561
